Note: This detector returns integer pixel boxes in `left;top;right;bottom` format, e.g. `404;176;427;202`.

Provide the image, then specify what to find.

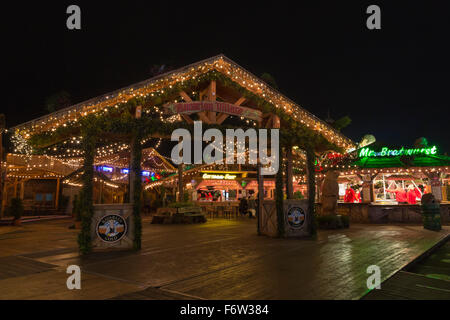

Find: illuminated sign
121;168;160;181
359;146;437;158
148;172;161;181
202;173;236;180
100;166;113;173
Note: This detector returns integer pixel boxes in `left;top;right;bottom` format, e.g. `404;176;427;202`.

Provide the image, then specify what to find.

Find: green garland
131;130;143;250
25;69;346;247
306;147;317;237
28;70;343;154
77;115;98;254
275;144;285;238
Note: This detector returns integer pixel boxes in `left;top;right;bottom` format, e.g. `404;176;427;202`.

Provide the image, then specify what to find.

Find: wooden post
257;162;264;235
0;131;2;218
129;137;137;201
99;180;103;204
129;107;142;202
0;179;6;219
207;80;217;123
20;181;25;200
286;146;293;199
55;178;60;210
13;178;18;198
178;164;184;202
305;148;317;236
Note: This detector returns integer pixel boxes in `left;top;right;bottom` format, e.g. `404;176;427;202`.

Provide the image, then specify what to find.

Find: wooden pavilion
3;55;356;250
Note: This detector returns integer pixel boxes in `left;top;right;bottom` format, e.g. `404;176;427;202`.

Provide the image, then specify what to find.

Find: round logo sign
96;214;127;243
287;207;306;229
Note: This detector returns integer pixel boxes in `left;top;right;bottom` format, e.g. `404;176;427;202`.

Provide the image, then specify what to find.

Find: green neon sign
359;146;437;158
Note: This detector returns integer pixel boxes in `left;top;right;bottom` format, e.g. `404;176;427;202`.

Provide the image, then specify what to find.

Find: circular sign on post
287;206;306;229
96;214;127;243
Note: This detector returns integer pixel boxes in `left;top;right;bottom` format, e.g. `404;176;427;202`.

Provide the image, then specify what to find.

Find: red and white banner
167;101;262;121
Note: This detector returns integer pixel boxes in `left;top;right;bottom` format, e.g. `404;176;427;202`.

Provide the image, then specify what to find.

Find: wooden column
178;164;184;202
0;179;6;218
13;178;18;198
129;107;142;202
55;178;60;209
207;80;217;123
257;162;264;235
0;131;3;217
305;148;317;236
129;137;137;202
285;146;293;199
20;181;25;200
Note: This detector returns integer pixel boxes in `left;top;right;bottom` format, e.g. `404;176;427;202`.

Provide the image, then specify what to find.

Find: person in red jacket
386;186;408;204
415;185;424;199
355;188;362;203
407;185;417;204
344;186;357;203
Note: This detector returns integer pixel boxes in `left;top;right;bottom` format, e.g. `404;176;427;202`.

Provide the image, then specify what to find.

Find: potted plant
9;198;24;226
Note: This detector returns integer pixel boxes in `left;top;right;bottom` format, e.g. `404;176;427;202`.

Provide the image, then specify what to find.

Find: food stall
325;145;450;223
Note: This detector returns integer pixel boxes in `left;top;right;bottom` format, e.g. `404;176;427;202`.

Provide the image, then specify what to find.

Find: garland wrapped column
275;143;285;238
285;145;293;199
256;162;264;235
130;133;143;250
306;147;317;236
77;128;96;254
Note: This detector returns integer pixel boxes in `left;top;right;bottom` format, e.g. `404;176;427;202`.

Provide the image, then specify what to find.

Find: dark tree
45;91;72;113
260;73;279;90
332;116;352;131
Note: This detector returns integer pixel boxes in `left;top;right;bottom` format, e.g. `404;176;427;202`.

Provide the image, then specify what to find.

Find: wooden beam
234;96;246;106
209;111;216;123
179;91;193;102
264;115;273;128
272;115;281;128
208;80;216;101
181;114;194;124
216;113;229;125
197;112;212;124
207;81;216;123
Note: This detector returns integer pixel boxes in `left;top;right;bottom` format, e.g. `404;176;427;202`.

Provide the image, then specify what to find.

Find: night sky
3;1;450;152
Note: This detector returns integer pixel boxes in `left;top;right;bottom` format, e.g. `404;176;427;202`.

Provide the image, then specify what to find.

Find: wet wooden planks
363;271;450;300
0;256;56;280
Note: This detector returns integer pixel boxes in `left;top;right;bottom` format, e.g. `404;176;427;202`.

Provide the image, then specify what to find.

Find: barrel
421;202;441;231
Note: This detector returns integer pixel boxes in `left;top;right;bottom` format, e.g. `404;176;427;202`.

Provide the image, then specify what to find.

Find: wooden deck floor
363;271;450;299
0;218;448;300
364;238;450;300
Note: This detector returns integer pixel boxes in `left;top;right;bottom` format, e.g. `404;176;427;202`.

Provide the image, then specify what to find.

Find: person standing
247;195;256;218
407;185;417;204
344;185;357;203
239;196;248;216
386;186;408;204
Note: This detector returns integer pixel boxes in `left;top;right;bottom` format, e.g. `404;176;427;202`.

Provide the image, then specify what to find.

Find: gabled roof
12;55;355;151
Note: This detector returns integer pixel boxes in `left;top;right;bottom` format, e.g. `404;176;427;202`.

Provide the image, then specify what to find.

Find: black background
2;1;450;151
